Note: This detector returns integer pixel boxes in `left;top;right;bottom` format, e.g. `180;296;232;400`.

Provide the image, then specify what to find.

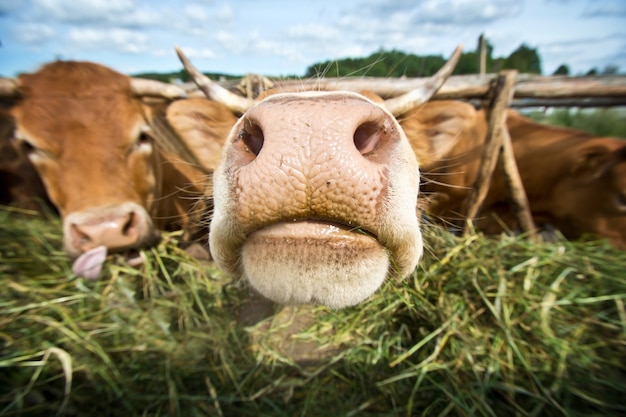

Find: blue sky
1;0;625;78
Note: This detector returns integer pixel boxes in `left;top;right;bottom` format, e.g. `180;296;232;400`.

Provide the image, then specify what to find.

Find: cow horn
0;77;20;98
130;78;187;99
175;46;255;114
384;44;463;116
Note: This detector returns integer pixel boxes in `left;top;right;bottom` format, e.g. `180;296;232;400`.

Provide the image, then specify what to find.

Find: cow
0;110;52;212
0;61;239;276
176;46;463;309
399;100;626;250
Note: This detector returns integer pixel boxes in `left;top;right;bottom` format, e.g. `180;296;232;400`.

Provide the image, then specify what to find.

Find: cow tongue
72;245;108;280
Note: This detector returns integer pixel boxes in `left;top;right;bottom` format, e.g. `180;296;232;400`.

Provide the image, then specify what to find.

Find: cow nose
237;97;395;165
70;211;142;253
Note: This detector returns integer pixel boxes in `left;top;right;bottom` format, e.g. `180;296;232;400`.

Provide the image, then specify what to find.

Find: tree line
304;41;620;78
134;41;621;82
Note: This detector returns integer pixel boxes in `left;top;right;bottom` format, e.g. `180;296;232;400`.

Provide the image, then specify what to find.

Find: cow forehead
251;90;398;129
18;60;131;95
10;60;147;146
260;90;381;106
12;93;147;154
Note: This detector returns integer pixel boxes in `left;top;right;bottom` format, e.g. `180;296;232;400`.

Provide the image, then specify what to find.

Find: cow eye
17;138;37;155
134;131;153;152
138;132;151;144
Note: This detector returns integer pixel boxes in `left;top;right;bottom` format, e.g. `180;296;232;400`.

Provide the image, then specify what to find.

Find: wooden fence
271;74;626;107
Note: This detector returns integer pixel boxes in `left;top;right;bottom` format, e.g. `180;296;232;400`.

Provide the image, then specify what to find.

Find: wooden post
463;70;517;234
478;34;486;75
499;128;538;241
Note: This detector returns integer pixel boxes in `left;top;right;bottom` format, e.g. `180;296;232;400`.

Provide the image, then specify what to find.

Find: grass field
1;206;624;416
526;107;626;139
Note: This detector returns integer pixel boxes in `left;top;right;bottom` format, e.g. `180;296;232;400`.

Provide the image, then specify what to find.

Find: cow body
3;61;237;260
404;101;626;249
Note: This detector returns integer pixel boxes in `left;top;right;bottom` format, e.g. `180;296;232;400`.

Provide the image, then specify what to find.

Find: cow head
403;104;626;251
0;62;233;263
177;46;461;308
552;142;626;249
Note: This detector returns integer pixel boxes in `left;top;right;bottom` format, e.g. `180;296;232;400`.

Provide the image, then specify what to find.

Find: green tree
553;64;569;75
601;64;619;75
501;43;542;74
455;39;496;74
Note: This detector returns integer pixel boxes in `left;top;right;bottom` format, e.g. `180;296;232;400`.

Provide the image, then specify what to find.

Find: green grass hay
1;206;624;416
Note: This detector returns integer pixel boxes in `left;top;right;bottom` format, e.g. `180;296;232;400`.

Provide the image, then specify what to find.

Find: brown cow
176;46;462;309
400;100;626;249
0;61;238;274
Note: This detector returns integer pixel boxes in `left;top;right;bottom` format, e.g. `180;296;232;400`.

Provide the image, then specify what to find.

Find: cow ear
155;98;239;172
572;146;616;182
402;101;477;167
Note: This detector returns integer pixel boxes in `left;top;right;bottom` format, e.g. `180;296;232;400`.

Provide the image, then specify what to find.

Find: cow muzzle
63;202;159;259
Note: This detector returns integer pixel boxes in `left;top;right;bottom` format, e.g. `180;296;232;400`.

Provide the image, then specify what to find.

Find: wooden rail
271;74;626;107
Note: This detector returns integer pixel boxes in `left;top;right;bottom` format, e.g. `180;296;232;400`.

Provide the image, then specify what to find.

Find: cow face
209;91;424;309
2;62;236;263
6;62;162;259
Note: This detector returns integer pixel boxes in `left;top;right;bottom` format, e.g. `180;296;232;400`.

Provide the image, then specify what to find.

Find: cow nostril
122;211;138;235
240;121;264;156
71;223;91;246
354;121;382;155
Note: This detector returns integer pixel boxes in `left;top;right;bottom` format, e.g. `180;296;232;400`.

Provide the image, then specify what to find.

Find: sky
1;0;625;78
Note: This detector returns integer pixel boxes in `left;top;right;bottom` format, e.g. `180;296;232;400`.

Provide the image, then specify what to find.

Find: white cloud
11;23;56;44
68;27;149;54
0;0;24;15
34;0;136;23
177;46;217;59
284;23;342;42
184;4;213;22
413;0;522;24
214;3;235;21
583;0;626;17
214;30;241;53
28;0;167;30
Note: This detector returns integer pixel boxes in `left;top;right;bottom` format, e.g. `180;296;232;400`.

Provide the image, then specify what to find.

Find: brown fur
402;100;626;249
0;110;52;212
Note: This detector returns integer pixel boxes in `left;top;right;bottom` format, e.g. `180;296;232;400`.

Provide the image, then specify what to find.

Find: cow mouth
247;220;378;241
239;220;390;309
71;247;146;280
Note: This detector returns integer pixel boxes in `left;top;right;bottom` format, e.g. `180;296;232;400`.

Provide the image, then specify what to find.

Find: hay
0;207;624;416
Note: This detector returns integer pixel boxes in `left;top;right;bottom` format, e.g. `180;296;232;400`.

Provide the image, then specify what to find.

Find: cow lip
249;220;378;241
